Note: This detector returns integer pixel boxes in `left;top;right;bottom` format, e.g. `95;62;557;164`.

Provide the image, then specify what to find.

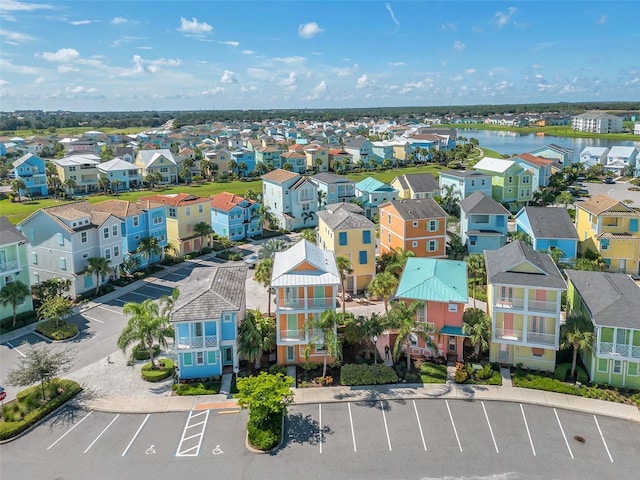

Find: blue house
230;148;256;177
515;206;579;263
12;153;48;196
210;192;262;240
354;176;398;220
527;144;574;166
311;172;356;207
170;265;247;379
438;170;492;199
459;191;510;254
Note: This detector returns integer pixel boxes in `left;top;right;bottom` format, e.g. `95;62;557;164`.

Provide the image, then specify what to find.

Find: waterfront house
527;144;574;165
578;147;609;169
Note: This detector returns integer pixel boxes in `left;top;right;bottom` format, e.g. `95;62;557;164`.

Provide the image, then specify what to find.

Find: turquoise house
170;265;247;379
459;191;510;254
515;206;578;263
354;176;398;220
12;153;48;197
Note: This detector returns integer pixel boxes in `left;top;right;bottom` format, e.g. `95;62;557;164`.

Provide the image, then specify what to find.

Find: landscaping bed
454;362;501;385
172;376;221;395
35;319;78;341
420;362;448;384
140;358;174;382
0;311;38;335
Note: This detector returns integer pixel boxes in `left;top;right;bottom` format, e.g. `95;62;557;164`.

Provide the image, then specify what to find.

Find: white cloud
122;55;181;76
1;0;54;12
453;41;465;50
39;48;80;62
240;85;257;93
219;40;240;47
298;22;323;39
441;22;456;31
465;68;476;74
247;68;269;80
385;3;400;28
58;64;79;73
279;72;299;87
242;50;255;55
495;7;517;28
65;85;98;94
333;64;358;77
70;20;95;25
597;15;607;24
33;77;46;84
313;80;327;93
387;62;405;67
221;70;237;84
0;79;10;87
201;87;225;95
112;17;129;24
450;75;463;81
179;17;213;35
273;56;305;64
356;74;371;89
0;30;35;43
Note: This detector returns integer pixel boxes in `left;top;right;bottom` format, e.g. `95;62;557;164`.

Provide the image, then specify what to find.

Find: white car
244;253;259;268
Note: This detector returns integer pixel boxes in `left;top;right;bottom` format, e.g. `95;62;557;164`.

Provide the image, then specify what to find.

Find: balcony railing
494;328;523;342
280;329;306;341
177;335;218;349
495;298;525;309
599;342;640;359
527;300;557;313
526;331;556;346
280;297;335;309
0;260;20;273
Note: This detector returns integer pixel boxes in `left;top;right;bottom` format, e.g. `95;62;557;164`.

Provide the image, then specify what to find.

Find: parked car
243;253;259;268
603;177;615;184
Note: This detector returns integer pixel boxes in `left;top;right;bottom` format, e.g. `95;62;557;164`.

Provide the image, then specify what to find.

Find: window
196;352;204;365
613;360;622;374
428;220;438;232
31;252;37;264
81;232;87;243
105;248;111;260
112;225;118;236
388;233;391;243
448;304;458;312
471;180;475;187
183;352;193;366
82;253;89;259
522;176;530;184
481;179;486;185
388;214;392;224
531;348;544;357
359;250;368;264
153;216;162;225
198;204;203;213
133;216;139;227
362;230;371;244
413;221;418;228
508;175;513;183
207;351;217;364
339;232;347;246
57;233;64;246
428;240;438;252
103;227;109;239
60;257;66;270
186;206;191;216
33;272;39;284
168;208;176;218
223;313;233;323
114;246;120;257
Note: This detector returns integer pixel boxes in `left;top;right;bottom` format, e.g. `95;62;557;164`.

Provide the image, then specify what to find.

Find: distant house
303;144;329;172
261;169;318;231
527;144;574;166
390;173;440;200
578;147;609;169
438;170;492;199
343;137;374;167
473;157;533;209
135;149;178;185
604;146;638;177
210;192;262;240
96;158;143;191
11;153;48;196
354;176;398;219
311;172;356;207
0;216;34;320
515;206;578;263
170;265;246;379
53;153;101;193
459;191;510;254
327;148;353;172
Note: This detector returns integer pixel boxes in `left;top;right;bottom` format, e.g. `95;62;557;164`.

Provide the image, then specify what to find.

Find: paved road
581;179;640;207
1;399;637;479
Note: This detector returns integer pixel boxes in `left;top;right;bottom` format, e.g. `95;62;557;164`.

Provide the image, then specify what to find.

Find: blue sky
1;0;638;112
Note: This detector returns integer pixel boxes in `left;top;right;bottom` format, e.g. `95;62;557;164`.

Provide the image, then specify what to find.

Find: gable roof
261;168;300;183
271;239;339;287
577;194;637;216
97;158;139;172
324;202;364;215
460;191;510;215
396;257;468;303
317;209;375;231
516;153;556;168
484;240;566;289
517;206;578;240
473;157;516;174
564;270;640;329
91;199;144;218
0;216;27;245
170;265;247;323
138;193;209;207
392;173;439;193
210;192;255;212
19;201;116;232
380;198;448;220
136;149;177;167
311;172;354;185
12;152;43;168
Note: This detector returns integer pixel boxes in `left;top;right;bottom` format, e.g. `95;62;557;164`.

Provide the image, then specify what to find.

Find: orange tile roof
138;193;209;207
91;199;144;217
518;153;555;167
261;168;300;183
210;192;255;211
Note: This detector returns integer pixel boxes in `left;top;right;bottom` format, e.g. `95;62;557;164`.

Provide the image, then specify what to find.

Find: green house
565;269;640;389
473;156;533;210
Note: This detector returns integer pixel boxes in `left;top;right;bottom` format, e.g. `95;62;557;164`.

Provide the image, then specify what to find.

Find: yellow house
138;193;211;257
53;153;101;193
390;173;440;200
135;149;178;185
317;203;376;295
575;194;640;274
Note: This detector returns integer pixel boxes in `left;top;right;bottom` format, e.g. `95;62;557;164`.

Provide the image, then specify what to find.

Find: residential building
0;217;34;320
571;111;624;134
327;148;353;172
565;269;640;389
485;241;567;371
255;146;284;171
210;192;262;241
272;240;340;365
11;153;48;197
18;202;124;298
280;151;306;173
261;169;318;231
343;137;373;167
170;265;246;379
527;144;574;166
317;206;376;295
390;173;440;200
204;149;233;177
303;144;329;172
604;146;638;177
459;191;510;254
96;158;143;191
438;170;492;199
515;206;578;263
379;199;448;258
578;147;609;169
473;157;533;209
574;194;640;274
354;176;398;219
513;153;555;188
135;149;178;184
138;193;212;257
311;172;356;206
53;153;101;193
393;258;468;362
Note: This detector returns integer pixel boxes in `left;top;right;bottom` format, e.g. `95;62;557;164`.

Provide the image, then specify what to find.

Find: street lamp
373;335;378;365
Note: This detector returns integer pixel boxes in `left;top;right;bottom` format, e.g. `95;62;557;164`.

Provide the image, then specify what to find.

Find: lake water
458;128;640;163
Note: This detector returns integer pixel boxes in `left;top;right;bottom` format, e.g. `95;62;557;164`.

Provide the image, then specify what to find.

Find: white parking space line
47;411;94;451
122;414;151;456
520;404;536;456
554;408;574;460
593;416;614;463
380;401;392;451
5;341;26;357
319;404;322;454
348;403;357;452
481;401;499;454
96;305;123;313
412;400;427;452
445;400;463;453
141;283;174;292
128;291;152;299
83;314;104;324
84;414;119;453
176;410;210;457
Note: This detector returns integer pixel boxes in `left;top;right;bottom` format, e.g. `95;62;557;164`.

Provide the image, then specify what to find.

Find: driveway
582;179;640;207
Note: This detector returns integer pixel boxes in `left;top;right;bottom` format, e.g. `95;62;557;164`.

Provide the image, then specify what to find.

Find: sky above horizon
1;0;638;112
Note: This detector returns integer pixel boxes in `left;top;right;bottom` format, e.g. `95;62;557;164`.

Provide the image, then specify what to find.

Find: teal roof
396;257;468;303
355;176;389;193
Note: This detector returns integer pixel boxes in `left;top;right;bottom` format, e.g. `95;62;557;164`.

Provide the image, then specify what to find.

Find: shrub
554;363;572;381
454;362;468;383
340;364;398;386
132;344;161;360
268;364;287;376
172;377;221;395
140;358;174;382
476;363;494;381
247;413;281;451
35;319;78;341
0;311;38;334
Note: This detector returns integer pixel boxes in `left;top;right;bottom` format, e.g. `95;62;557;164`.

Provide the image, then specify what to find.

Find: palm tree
561;313;595;379
164;242;178;259
193;221;213;254
179;164;192;184
237;161;248;179
10;179;26;202
317;189;327;210
462;308;491;358
63;178;76;196
111;178;122;195
335;255;353;314
300;228;317;245
254;258;274;316
301;210;316;226
314;157;324;173
368;271;399;312
200;158;212;180
237;309;276;369
160;288;180;317
508;230;532;246
467;254;485;308
311;309;342;377
359;312;386;361
0;280;30;328
98;176;111;193
258;238;289;260
136;236;162;272
85;257;112;296
556;190;574;208
228;159;237;178
385;301;436;371
119;299;174;369
380;247;415;278
122;255;142;279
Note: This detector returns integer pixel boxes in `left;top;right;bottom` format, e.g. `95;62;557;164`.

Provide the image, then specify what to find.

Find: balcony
280;329;306;342
177;335;218;349
0;260;20;274
280;297;336;310
495;297;525;310
527;299;557;313
599;342;640;359
494;328;523;342
526;331;556;346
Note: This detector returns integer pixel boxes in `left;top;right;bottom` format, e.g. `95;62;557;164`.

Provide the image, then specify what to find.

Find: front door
286;346;296;363
498;343;510;363
222;346;233;366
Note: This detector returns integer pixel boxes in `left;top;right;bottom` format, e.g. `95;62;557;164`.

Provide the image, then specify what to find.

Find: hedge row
340;364;398;386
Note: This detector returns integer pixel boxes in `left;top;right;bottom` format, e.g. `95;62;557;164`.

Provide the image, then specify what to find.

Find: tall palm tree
193;221;213;254
311;309;342;377
555;190;574;207
385;301;436;371
85;257;112;296
160;288;180;317
0;280;30;328
237;161;248;179
359;312;386;361
467;254;486;308
63;178;76;196
237;309;276;369
381;247;415;278
136;236;162;272
561;313;595;379
119;299;174;369
111;178;122;195
98;176;111;193
258;238;289;260
368;271;399;312
462;308;491;357
122;255;142;279
335;255;353;314
300;228;317;245
10;178;26;202
508;231;532;246
317;190;327;210
228;159;237;178
254;258;274;316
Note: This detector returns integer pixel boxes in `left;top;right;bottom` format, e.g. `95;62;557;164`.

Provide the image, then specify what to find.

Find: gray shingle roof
382;199;448;220
170;265;247;323
394;173;439;193
484;240;566;289
519;206;579;240
564;270;640;329
317;209;375;230
324;202;364;214
311;172;353;185
460;191;510;215
0;216;27;245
